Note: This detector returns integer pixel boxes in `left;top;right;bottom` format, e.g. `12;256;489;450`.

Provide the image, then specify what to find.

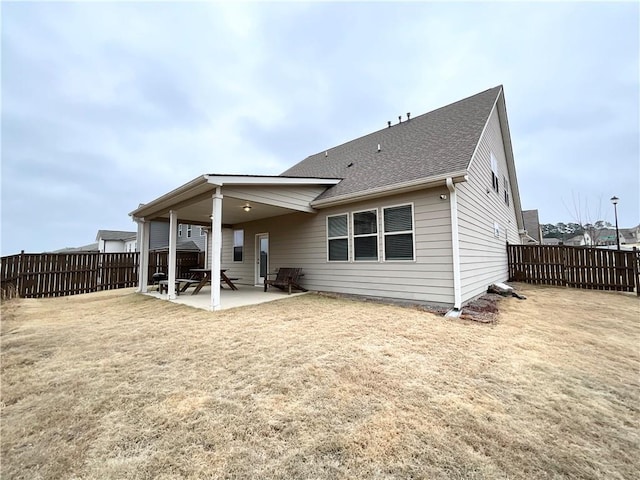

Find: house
96;230;137;253
53;242;99;253
542;237;562;246
148;220;207;252
130;86;526;311
522;209;542;244
564;233;592;246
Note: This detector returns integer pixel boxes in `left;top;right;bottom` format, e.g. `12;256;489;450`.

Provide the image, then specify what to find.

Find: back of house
132;86;525;309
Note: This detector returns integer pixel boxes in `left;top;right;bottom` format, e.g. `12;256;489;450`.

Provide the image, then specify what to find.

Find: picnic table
189;268;238;294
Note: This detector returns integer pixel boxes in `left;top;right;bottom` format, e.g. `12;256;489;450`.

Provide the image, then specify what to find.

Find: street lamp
610;196;620;251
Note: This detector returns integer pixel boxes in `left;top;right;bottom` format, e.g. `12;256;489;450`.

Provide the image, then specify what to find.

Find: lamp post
610;196;620;251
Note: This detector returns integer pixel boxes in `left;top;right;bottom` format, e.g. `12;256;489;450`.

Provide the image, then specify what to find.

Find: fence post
18;250;26;298
633;247;639;297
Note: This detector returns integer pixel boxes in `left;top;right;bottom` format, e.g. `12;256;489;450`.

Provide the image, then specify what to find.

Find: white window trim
326;213;350;262
187;224;192;238
382;202;416;262
178;224;183;237
352;208;379;262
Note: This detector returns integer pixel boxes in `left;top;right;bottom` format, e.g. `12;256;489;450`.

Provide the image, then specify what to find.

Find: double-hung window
233;229;244;262
327;214;348;261
178;224;183;237
383;204;415;260
490;152;499;193
503;176;510;206
186;224;192;238
353;210;378;261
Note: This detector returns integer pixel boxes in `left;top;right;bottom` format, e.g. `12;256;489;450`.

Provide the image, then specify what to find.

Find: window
233;229;244;262
490;152;499;193
383;204;414;260
200;227;206;236
353;210;378;261
178;224;183;237
186;224;192;238
503;176;510;206
327;214;348;261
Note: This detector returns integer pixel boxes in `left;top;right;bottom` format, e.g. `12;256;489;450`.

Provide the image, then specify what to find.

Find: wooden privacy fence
508;244;639;295
1;251;205;299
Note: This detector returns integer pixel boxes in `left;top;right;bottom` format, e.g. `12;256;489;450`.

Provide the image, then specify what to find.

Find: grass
1;284;639;479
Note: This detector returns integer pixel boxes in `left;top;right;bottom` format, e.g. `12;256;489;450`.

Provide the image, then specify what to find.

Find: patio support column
168;210;178;299
210;187;223;311
136;218;150;293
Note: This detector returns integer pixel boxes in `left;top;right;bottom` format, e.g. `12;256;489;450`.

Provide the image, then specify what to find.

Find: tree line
542;221;613;241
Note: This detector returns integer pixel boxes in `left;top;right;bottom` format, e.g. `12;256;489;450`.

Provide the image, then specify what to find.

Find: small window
233;229;244;262
490;153;499;193
503;176;510;206
200;227;206;236
383;204;414;261
353;210;378;261
327;214;348;261
187;224;192;238
178;224;183;237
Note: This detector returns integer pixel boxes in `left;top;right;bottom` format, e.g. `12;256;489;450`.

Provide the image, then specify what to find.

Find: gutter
446;177;463;310
311;170;468;208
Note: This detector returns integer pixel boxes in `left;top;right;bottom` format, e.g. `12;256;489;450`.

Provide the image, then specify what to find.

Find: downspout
446;178;462;310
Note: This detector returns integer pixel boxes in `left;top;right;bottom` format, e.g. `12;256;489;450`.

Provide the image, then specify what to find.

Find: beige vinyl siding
222;185;327;212
220;189;455;305
456;104;520;304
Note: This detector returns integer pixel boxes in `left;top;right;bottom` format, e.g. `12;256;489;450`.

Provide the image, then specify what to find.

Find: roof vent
325;151;328;157
347;162;353;168
387;121;391;128
407;112;411;120
398;115;402;124
377;143;381;152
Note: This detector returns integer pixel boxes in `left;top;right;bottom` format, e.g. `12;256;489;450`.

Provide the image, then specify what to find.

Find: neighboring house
620;225;640;248
148;220;207;252
96;230;137;253
542;237;562;246
564;233;592;246
593;228;624;247
53;242;99;253
131;86;527;310
522;209;542;244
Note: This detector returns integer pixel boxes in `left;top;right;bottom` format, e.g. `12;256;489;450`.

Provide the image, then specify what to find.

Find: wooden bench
264;268;307;295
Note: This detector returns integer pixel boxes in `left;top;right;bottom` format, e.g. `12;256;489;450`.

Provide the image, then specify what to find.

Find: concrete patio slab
143;284;307;311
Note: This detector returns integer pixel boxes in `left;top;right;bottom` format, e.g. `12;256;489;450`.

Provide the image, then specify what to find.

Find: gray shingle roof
282;86;502;201
96;230;137;241
522;209;541;242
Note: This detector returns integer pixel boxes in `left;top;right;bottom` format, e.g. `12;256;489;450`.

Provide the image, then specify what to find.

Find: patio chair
264;267;307;295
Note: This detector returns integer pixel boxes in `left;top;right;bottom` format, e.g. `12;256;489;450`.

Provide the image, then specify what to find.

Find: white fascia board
310;171;468;209
129;175;210;218
205;174;341;186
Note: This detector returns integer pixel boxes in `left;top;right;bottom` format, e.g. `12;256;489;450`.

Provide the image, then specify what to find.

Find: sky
1;1;638;255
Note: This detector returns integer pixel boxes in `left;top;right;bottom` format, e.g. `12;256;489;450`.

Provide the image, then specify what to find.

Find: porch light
243;204;252;212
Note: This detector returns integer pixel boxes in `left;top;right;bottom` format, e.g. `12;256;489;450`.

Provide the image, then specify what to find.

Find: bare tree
562;192;606;245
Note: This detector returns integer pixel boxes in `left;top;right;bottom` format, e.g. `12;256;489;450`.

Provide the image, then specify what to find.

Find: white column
168;210;178;299
136;218;150;293
446;178;462;309
210;188;223;311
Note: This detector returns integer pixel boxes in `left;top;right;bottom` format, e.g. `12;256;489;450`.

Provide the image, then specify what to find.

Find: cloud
1;1;638;255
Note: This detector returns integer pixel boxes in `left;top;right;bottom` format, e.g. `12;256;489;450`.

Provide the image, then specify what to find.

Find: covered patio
130;174;339;311
144;284;308;311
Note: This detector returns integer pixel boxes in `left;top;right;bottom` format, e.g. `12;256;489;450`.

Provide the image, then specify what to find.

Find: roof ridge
295;85;502;162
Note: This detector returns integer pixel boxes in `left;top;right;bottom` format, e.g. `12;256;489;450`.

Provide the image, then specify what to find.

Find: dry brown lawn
1;284;639;479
